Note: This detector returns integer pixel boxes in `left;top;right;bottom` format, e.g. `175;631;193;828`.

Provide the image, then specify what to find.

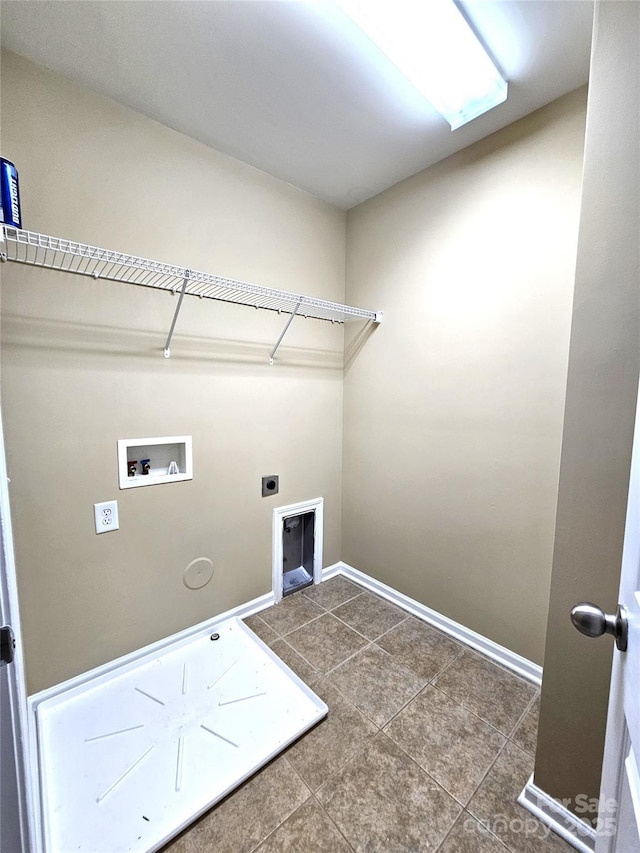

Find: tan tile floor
162;577;575;853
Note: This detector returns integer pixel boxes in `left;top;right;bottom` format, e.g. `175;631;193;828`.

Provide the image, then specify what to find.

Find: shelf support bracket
269;299;302;366
163;271;190;359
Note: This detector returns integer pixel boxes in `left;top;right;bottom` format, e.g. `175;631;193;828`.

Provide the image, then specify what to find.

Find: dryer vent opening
272;497;323;603
282;511;315;596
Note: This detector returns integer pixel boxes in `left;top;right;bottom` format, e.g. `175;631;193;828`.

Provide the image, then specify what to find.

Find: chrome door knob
570;602;628;652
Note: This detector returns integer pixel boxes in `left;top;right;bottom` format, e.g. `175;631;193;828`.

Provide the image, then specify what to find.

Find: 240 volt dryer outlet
262;476;279;497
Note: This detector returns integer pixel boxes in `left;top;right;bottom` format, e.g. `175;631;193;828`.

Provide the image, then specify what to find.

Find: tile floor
162;577;574;853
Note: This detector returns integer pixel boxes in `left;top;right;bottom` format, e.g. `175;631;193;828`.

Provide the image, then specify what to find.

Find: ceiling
0;0;594;209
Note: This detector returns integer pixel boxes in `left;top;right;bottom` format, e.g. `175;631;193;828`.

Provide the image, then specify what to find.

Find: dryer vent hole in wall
282;511;315;596
272;498;323;602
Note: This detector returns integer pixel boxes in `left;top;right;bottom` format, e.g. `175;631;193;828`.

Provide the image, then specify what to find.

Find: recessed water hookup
117;436;193;489
262;475;279;497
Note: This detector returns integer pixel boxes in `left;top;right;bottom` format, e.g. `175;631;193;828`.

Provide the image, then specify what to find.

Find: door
0;410;30;853
587;383;640;853
1;647;23;852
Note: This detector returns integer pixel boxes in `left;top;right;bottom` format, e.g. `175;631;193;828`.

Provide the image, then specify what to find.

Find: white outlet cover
94;501;119;534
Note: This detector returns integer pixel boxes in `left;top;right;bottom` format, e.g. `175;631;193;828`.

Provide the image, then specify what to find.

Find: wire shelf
0;226;381;324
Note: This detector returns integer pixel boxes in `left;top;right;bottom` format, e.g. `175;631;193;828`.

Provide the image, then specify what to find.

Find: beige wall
343;89;587;665
3;49;623;842
536;1;640;810
3;5;637;819
0;51;346;694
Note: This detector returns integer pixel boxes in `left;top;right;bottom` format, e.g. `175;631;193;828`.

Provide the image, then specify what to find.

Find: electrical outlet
94;500;119;534
262;475;279;497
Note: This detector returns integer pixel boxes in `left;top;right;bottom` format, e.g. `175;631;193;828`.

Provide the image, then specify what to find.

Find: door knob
570;602;628;652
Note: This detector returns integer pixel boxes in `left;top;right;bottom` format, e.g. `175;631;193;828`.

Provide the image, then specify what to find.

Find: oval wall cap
183;557;214;590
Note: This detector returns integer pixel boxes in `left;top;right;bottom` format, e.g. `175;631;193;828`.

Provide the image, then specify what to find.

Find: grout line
382;686;536;817
270;611;326;640
319;641;376;682
296;607;373;646
433;809;512;853
310;792;358;852
378;678;449;733
164;583;543;852
452;643;537;686
429;677;521;742
322;635;470;733
322;590;413;643
380;685;508;811
280;584;535;695
428;681;513;742
253;585;541;850
300;590;366;613
433;811;470;853
428;645;467;680
263;589;537;733
383;730;458;790
328;609;406;644
505;689;539;744
366;614;412;643
330;590;371;609
248;759;314;853
334;565;542;685
282;753;314;793
432;812;461;853
321;612;463;695
464;734;532;824
376;670;445;732
311;728;382;800
347;653;428;729
301;585;366;612
242;613;282;645
276;637;322;677
429;652;537;741
270;619;377;681
376;731;469;826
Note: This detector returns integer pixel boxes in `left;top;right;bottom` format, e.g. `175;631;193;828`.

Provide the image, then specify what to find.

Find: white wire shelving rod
269;298;302;366
0;225;382;362
0;226;383;327
163;271;190;359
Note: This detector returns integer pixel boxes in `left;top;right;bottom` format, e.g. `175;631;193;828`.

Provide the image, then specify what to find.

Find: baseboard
35;562;540;704
322;562;542;685
518;776;596;853
29;590;277;706
320;562;342;580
